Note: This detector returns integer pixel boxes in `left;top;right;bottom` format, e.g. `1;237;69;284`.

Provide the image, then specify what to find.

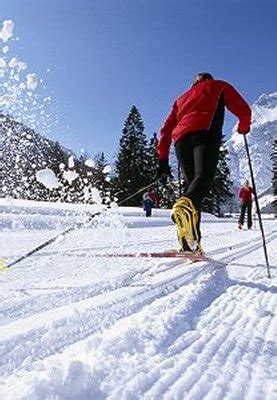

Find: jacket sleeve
222;82;252;134
239;188;243;198
158;101;178;160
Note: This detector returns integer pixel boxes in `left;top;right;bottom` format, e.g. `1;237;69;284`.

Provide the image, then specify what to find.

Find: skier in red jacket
157;72;251;253
238;180;254;230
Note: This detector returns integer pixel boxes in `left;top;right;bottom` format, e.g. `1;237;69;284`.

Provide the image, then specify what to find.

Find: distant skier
142;190;155;217
238;180;254;230
157;72;251;253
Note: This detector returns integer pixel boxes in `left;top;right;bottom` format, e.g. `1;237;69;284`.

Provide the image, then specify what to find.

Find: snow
103;165;112;174
84;159;95;168
227;92;277;196
8;56;18;68
26;73;38;90
35;168;60;189
0;199;276;399
68;156;75;168
2;45;9;54
0;20;14;43
0;94;17;105
63;170;79;184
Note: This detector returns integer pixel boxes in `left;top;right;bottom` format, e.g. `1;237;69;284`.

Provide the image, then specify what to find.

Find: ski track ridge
0;259;224;377
1;212;276;398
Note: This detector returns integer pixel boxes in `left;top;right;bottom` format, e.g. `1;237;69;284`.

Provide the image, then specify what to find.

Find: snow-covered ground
0;199;276;400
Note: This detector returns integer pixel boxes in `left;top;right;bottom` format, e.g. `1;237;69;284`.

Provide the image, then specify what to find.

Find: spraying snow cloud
63;170;79;184
68;156;75;169
36;168;60;189
26;73;38;90
0;20;14;43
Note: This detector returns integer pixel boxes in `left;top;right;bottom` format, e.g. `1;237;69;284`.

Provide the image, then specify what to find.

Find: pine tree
93;152;112;204
202;137;233;216
114;106;149;205
147;132;159;182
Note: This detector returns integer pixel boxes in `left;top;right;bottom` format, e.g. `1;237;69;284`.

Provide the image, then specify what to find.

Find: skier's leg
177;131;220;245
173;136;196;251
175;135;194;188
247;202;252;229
173;131;220;252
185;131;221;209
239;203;247;226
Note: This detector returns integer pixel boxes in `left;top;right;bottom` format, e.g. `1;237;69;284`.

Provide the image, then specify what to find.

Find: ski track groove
1;232;275;380
0;258;199;326
0;260;222;377
1;208;276;399
133;280;275;399
110;286;245;398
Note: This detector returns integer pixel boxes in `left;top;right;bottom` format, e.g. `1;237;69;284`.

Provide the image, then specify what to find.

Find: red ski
93;250;214;263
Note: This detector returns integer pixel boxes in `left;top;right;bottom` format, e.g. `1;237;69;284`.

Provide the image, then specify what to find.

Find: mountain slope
227;92;277;210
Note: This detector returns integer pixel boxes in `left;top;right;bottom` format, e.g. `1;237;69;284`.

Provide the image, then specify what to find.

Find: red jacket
158;79;251;160
239;186;253;203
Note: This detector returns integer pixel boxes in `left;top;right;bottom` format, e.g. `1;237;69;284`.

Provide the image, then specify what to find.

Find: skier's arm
158;101;178;160
222;82;252;134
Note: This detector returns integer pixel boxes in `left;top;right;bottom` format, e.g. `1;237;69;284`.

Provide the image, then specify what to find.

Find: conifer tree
202;137;233;216
147;132;159;182
93;152;111;204
114;106;149;205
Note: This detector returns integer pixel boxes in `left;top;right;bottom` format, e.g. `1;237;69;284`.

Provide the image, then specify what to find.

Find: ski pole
6;210;103;269
243;135;271;278
117;176;166;206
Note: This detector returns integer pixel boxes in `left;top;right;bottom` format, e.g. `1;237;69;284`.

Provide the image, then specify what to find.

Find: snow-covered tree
114;106;149;206
92;152;112;204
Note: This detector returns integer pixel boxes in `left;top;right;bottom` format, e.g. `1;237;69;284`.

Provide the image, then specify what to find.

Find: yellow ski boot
171;197;200;252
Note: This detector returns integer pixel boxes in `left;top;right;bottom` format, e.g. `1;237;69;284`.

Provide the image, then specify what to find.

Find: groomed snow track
0;200;276;399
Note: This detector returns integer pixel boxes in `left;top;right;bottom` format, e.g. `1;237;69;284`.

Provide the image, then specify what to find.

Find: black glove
157;159;172;183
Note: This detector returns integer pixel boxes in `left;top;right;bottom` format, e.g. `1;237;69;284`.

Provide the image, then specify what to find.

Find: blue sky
1;0;277;161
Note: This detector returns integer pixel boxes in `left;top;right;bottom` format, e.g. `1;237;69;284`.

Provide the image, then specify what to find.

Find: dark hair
193;72;214;86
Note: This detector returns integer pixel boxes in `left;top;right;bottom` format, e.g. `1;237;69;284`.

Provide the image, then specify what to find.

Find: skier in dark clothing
238;180;254;230
142;191;155;217
157;72;252;253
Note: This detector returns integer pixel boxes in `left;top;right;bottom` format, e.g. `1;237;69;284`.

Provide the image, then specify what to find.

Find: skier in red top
157;72;251;253
238;180;254;230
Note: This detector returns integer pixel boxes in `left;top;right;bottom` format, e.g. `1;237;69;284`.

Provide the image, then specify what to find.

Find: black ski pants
175;129;222;237
239;201;252;228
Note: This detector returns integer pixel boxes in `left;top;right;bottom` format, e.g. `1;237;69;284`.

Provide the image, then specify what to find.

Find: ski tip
0;258;7;271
